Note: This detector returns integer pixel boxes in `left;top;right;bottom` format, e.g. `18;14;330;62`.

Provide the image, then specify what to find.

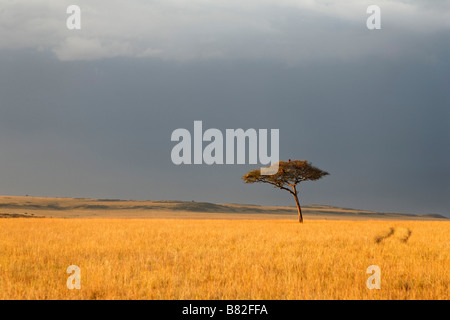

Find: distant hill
0;195;447;220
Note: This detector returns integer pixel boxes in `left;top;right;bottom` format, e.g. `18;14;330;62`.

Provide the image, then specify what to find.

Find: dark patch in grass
400;229;412;243
375;227;395;243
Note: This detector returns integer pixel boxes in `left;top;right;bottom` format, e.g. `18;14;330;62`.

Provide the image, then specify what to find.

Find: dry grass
0;218;448;299
0;195;446;220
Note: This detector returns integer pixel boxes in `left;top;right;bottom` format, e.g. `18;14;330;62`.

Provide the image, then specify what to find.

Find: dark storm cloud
0;1;448;216
0;47;449;215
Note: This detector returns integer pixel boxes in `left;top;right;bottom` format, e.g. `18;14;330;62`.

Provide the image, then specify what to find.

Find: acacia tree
242;160;329;223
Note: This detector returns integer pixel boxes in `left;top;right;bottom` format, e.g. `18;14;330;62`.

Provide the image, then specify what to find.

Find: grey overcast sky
0;1;449;216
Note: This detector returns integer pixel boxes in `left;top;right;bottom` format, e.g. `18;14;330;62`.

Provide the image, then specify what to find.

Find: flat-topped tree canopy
243;160;329;191
242;160;329;223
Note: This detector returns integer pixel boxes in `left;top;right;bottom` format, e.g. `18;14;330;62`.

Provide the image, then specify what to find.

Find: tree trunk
292;186;303;223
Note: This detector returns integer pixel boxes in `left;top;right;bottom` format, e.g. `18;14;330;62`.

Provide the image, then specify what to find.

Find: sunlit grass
0;219;448;299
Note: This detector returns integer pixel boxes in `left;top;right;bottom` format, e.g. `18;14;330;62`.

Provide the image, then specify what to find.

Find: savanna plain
0;213;448;299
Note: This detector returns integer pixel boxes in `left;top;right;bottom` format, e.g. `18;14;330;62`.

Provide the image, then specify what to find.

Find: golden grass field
0;218;448;299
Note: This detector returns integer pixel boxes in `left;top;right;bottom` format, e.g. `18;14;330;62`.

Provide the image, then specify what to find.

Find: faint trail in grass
397;228;412;243
374;227;395;243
